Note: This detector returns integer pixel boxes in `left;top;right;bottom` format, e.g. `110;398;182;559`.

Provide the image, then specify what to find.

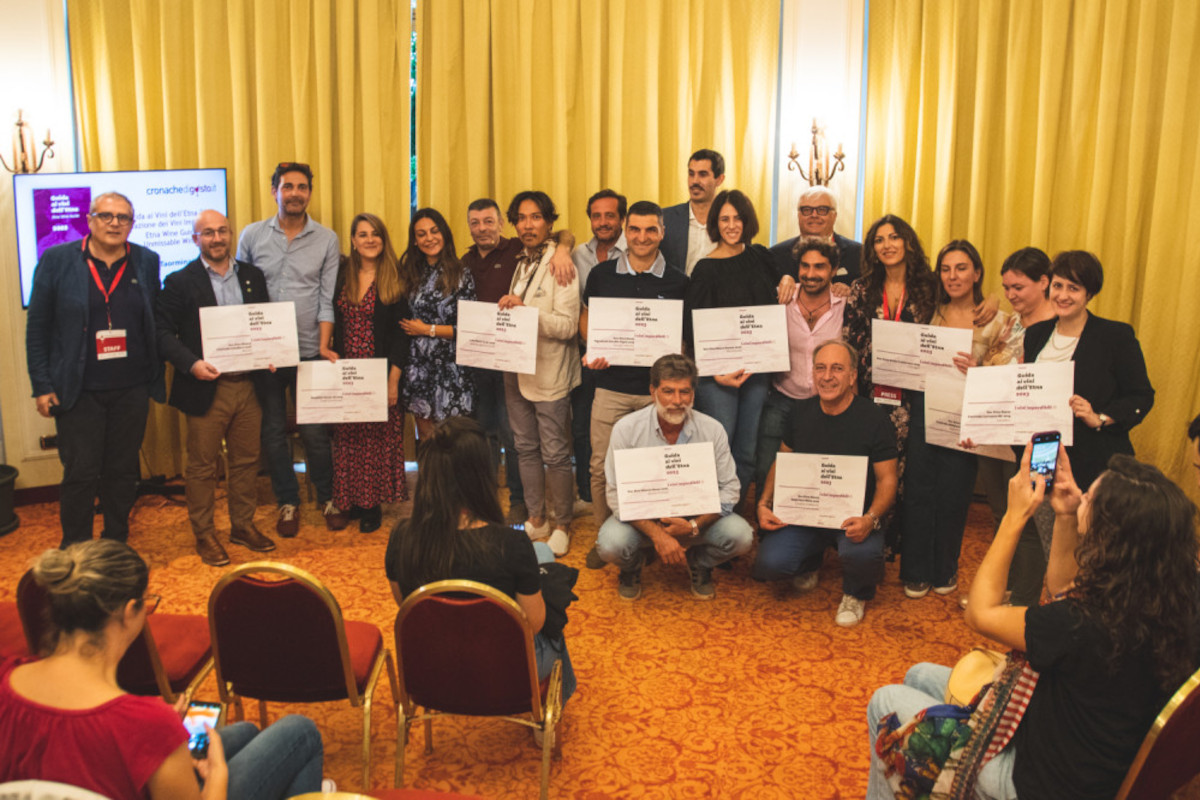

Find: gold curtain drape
863;0;1200;485
417;0;780;248
67;0;413;477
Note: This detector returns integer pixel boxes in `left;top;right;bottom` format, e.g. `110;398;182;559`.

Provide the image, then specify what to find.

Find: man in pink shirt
754;238;845;489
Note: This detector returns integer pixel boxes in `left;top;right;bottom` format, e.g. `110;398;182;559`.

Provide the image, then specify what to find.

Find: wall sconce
786;119;844;186
1;109;55;174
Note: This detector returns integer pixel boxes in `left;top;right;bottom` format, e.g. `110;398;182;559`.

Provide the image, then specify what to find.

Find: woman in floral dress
321;212;410;532
398;208;476;441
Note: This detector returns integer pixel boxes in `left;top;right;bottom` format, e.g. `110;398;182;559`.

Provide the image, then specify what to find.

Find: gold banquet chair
1115;664;1200;799
208;562;398;789
393;580;563;799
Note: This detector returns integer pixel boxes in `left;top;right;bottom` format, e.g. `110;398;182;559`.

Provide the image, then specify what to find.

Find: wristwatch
1095;413;1110;430
689;518;699;536
865;510;881;530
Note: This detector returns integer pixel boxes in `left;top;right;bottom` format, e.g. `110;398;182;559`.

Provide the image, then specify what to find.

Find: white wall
0;0;76;487
770;0;865;246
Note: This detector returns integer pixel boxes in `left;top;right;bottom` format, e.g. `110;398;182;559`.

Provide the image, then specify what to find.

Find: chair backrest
1116;665;1200;799
395;580;542;719
208;561;360;704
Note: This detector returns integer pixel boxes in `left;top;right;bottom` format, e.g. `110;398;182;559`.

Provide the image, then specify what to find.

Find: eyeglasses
198;227;231;239
142;594;162;614
798;205;833;217
91;212;135;226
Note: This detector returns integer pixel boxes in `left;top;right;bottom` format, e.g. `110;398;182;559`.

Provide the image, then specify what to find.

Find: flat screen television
13;168;229;308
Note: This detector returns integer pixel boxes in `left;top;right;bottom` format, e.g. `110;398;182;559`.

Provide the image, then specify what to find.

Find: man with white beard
596;354;752;600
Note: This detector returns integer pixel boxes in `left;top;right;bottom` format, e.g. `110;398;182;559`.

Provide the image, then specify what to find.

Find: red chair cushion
397;594;536;717
1126;678;1200;799
0;603;29;659
345;620;384;692
117;613;211;696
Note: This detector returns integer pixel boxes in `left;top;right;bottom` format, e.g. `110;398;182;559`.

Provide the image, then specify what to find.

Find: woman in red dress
320;213;411;532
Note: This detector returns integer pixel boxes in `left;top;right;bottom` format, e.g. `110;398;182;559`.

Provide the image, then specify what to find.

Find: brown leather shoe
195;531;230;566
276;504;299;538
322;500;349;531
230;525;276;552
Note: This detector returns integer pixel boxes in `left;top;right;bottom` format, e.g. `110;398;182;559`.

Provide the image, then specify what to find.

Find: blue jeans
532;541;577;703
752;525;885;600
595;513;754;571
866;664;1017;800
754;387;798;489
900;404;978;586
218;715;324;800
695;373;770;498
259;363;334;507
570;369;595;501
472;368;524;505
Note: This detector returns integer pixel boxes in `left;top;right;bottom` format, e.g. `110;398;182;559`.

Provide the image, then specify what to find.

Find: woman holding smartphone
0;540;324;799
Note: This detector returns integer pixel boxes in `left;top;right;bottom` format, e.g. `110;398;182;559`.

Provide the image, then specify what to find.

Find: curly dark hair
860;214;937;315
1070;454;1200;690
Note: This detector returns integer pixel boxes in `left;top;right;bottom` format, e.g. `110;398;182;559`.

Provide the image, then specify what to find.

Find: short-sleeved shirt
582;253;689;396
0;657;187;800
384;521;540;599
572;232;627;297
462;237;523;304
782;395;897;514
1012;599;1180;799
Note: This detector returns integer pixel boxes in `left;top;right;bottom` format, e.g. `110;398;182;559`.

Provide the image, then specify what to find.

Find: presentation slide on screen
13;168;228;307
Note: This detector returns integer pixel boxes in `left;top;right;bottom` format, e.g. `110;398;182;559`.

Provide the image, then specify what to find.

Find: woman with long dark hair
398;208;477;441
0;540;324;799
867;446;1200;799
384;416;576;705
321;213;411;532
842;215;938;553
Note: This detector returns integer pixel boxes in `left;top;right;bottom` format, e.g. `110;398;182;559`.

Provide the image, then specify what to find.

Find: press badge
96;329;128;360
872;384;901;406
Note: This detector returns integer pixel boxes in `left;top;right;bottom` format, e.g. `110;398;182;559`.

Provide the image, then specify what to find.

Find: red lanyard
83;237;130;330
881;286;906;321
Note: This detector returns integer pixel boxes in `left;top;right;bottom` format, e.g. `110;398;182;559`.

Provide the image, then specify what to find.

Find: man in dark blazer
26;191;165;547
769;185;862;286
661;148;725;276
156;209;276;565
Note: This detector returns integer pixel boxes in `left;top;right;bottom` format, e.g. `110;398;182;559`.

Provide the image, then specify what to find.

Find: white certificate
924;373;1016;461
870;319;972;391
586;297;683;367
959;362;1075;446
455;300;539;374
773;452;869;529
295;358;388;424
692;304;790;376
200;301;300;372
613;442;721;522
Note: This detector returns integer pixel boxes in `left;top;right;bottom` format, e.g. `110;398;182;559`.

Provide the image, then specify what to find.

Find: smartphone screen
1030;432;1061;488
183;701;221;758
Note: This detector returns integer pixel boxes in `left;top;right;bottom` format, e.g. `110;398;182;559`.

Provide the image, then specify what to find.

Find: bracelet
429;324;435;337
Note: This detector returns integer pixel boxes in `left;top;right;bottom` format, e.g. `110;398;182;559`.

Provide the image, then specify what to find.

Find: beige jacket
510;242;580;401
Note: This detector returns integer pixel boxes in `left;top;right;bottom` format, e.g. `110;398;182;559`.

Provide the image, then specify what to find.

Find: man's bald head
193;209;233;265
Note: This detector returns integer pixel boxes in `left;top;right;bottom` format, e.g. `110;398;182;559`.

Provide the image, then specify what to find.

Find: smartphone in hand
1030;431;1062;489
183;700;223;758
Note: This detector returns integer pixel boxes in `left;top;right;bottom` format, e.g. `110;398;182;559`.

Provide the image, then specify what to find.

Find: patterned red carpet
0;474;1004;798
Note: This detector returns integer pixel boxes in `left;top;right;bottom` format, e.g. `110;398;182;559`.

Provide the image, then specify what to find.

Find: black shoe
345;506;364;521
585;545;607;570
359;505;383;533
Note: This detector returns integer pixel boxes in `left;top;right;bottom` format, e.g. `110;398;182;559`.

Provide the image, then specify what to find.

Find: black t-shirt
82;250;154;391
384;521;540;600
781;395;897;514
1012;599;1180;799
583;259;690;396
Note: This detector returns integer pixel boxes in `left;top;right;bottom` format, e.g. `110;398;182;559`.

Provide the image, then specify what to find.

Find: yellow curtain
67;0;412;477
417;0;780;250
863;0;1200;485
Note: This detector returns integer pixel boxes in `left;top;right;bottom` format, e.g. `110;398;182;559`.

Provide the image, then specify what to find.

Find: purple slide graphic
34;186;91;258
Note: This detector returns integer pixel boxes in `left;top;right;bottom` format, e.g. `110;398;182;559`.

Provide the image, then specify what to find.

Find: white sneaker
321;778;337;791
835;594;866;627
524;519;550;541
547;527;571;556
792;571;819;594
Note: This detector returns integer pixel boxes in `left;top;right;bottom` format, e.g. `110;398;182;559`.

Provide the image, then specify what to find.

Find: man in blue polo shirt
580;200;689;526
236;162;344;537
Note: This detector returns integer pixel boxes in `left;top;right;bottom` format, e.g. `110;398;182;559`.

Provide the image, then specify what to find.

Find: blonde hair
31;540;148;653
345;213;406;305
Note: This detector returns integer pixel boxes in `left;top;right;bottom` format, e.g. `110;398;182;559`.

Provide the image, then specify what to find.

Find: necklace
1047;326;1078;353
797;295;831;325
